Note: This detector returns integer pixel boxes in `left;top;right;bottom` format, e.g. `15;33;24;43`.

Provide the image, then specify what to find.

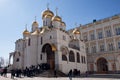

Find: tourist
54;69;57;77
3;67;7;77
11;69;15;79
68;69;72;77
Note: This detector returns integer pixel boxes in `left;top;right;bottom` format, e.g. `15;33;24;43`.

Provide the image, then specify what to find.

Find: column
111;22;117;50
104;39;107;51
95;28;99;52
102;27;107;51
113;38;117;50
88;32;91;53
111;22;115;36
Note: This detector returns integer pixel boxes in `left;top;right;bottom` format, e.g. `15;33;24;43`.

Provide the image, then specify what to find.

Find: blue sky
0;0;120;59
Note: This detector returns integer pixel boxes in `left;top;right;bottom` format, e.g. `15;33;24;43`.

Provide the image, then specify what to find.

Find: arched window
77;52;80;63
62;55;67;61
69;50;75;62
61;48;68;61
16;58;19;62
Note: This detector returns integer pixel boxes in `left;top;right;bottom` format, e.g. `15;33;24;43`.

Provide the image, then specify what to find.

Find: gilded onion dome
23;29;30;35
42;8;54;19
45;15;52;19
32;21;39;27
72;28;80;34
52;8;62;22
52;15;62;22
61;21;66;26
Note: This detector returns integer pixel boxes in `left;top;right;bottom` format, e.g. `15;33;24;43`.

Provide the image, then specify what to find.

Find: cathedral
9;6;120;74
9;7;87;74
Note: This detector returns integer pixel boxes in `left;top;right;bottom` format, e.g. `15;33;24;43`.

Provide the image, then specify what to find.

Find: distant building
9;7;87;74
79;14;120;73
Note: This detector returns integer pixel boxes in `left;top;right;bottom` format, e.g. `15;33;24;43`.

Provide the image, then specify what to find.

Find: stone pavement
0;74;120;80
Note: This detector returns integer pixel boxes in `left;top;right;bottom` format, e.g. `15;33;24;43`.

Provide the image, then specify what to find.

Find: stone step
37;70;67;77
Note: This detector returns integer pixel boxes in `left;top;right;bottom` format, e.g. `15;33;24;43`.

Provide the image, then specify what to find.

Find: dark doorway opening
42;43;55;70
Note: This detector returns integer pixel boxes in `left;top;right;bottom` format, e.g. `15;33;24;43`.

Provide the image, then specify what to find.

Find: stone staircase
37;70;67;77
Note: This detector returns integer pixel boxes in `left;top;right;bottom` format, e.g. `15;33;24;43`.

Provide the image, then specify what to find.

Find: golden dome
61;21;66;26
72;28;80;34
52;16;62;22
32;21;39;27
45;15;52;19
23;29;30;35
42;9;54;19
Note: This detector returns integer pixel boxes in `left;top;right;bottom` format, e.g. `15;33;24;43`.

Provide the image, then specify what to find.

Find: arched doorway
97;57;108;73
42;43;55;70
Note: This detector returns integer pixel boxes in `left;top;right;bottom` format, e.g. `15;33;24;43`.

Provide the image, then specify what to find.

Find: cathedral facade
9;7;87;74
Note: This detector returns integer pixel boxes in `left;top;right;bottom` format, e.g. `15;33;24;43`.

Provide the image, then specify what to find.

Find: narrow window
40;54;42;60
62;55;67;61
69;51;75;62
16;58;19;62
50;36;52;39
118;42;120;49
28;38;31;46
77;53;80;63
41;37;43;45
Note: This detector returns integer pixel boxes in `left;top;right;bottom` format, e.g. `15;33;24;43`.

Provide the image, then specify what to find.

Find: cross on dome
56;7;58;16
35;16;36;21
25;24;27;30
47;3;49;9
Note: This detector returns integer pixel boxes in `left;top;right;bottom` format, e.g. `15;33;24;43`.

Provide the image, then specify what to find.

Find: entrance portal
97;57;108;73
42;43;55;70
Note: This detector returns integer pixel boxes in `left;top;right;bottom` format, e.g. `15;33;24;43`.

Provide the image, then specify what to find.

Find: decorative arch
69;50;75;62
61;46;68;61
68;39;80;50
42;43;57;53
96;57;108;72
60;46;69;55
9;52;14;65
41;43;56;69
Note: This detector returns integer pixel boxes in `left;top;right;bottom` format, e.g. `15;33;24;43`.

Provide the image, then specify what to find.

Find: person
11;69;15;79
85;71;88;77
68;69;72;80
68;69;72;77
3;67;7;77
54;69;57;77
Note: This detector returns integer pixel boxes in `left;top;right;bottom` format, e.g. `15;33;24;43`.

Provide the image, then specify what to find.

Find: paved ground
0;74;120;80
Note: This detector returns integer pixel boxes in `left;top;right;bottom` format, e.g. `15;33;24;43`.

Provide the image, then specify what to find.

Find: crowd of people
0;67;7;77
68;69;81;77
10;63;50;79
0;63;51;79
0;63;86;79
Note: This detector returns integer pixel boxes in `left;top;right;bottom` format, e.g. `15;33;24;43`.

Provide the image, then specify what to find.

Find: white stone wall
81;15;120;72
